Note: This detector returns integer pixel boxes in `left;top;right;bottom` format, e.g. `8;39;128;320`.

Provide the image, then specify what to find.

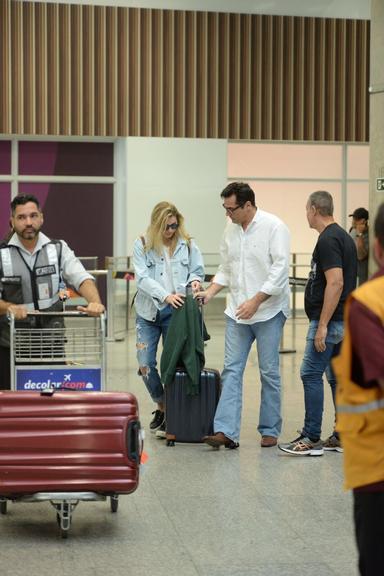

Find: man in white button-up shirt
200;182;290;449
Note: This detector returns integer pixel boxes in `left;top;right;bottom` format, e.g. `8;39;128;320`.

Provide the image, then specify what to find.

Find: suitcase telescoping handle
199;297;204;338
127;420;142;463
196;293;210;342
186;284;205;339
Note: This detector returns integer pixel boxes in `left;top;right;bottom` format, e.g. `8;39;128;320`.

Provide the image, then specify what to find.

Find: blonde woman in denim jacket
133;201;204;433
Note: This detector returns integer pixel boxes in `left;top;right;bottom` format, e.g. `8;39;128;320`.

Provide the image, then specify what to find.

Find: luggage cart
10;311;106;392
0;312;143;538
0;491;116;539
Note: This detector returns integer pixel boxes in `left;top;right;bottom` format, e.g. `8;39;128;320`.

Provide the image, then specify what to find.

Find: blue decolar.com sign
16;368;102;391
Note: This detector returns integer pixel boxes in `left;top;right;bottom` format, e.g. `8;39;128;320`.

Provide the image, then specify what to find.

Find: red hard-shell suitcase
0;391;142;495
165;368;221;446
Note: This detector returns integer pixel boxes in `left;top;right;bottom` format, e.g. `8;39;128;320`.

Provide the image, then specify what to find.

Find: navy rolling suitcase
165;367;221;446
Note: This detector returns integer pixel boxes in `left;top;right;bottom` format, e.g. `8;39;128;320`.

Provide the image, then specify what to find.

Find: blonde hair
146;201;191;254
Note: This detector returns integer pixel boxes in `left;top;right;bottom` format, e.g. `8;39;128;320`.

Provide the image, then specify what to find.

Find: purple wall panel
17;183;50;213
19;183;113;258
0;184;11;241
19;183;113;304
19;142;58;177
19;142;113;176
0;141;11;174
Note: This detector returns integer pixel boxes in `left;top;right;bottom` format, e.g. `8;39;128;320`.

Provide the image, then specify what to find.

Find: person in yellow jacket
333;202;384;576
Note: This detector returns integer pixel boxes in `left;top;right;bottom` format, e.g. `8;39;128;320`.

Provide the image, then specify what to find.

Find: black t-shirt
304;223;357;321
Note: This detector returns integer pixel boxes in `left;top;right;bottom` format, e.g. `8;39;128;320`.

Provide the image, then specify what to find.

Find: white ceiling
35;0;371;20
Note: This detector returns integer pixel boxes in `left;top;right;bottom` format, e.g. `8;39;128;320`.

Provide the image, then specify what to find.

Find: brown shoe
261;435;277;447
203;432;239;449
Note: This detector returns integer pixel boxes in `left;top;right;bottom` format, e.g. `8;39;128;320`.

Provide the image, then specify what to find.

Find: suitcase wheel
0;499;7;514
55;502;72;538
110;495;119;513
226;441;240;450
166;440;175;447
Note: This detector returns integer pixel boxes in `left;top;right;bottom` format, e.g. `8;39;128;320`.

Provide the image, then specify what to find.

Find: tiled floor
1;315;359;576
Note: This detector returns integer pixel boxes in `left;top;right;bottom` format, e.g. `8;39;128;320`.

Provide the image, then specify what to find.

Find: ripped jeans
135;305;173;404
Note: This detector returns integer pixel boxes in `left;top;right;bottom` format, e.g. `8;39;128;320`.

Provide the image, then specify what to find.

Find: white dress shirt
214;209;291;324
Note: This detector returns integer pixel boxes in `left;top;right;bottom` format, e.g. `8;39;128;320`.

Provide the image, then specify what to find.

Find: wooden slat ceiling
0;1;370;141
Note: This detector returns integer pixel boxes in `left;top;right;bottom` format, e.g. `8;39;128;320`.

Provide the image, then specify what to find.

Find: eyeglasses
165;223;179;231
222;203;244;214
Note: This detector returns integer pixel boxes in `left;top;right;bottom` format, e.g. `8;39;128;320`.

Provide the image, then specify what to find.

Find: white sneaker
155;422;166;439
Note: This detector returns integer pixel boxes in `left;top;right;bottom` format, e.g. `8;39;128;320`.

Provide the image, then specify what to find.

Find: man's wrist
252;292;268;305
205;288;214;299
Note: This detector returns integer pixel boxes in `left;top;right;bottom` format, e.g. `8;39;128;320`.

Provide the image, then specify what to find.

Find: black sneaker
149;410;165;431
322;434;343;453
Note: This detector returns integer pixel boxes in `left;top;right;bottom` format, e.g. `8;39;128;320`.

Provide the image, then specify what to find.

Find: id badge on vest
38;282;50;300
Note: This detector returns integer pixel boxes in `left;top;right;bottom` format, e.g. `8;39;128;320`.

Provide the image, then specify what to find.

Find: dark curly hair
11;194;41;216
221;182;256;207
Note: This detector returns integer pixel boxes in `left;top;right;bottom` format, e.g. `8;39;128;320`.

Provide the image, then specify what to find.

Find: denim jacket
133;237;205;321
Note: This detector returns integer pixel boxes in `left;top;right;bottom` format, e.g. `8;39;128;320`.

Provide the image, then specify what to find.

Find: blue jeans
300;320;344;441
214;311;286;442
135;306;173;404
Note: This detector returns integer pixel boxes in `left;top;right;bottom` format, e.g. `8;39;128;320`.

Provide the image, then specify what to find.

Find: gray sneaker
278;435;324;456
322;434;343;453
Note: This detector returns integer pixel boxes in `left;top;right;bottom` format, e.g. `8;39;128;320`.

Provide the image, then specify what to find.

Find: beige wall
116;137;368;279
124;137;228;255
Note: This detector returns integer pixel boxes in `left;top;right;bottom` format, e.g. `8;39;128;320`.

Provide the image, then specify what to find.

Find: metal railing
201;251;311;319
63;256;132;341
104;256;131;341
289;253;311;318
78;256;99;270
70;252;311;342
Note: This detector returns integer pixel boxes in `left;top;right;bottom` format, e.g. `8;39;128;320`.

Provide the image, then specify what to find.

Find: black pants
354;490;384;576
0;346;11;390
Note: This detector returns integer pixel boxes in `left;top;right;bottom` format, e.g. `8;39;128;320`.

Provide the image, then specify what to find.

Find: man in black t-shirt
279;190;357;456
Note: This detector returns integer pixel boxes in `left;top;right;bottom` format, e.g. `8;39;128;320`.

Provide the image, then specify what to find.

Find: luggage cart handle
7;310;99;319
25;311;102;318
7;310;106;332
8;310;106;331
